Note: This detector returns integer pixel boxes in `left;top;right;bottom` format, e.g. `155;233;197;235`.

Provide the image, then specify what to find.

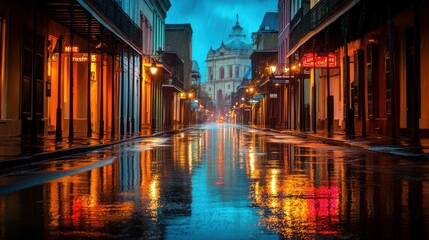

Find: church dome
224;14;250;50
225;38;250;50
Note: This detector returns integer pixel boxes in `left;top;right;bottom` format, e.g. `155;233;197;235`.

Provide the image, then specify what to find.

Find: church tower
202;15;252;117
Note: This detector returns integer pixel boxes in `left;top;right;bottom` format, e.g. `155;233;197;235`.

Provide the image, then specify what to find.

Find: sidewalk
0;128;190;172
254;126;429;159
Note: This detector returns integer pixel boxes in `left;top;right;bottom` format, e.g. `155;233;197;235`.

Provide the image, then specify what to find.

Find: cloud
166;0;277;82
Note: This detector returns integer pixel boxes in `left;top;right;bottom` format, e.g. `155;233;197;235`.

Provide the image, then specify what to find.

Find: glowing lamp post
269;65;277;129
149;60;158;130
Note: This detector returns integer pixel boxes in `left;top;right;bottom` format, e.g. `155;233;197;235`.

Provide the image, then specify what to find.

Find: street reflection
0;124;428;239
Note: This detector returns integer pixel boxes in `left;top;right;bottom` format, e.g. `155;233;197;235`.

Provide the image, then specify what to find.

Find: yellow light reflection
188;142;193;171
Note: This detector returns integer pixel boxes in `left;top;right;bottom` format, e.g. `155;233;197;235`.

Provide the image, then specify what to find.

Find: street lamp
269;65;277;129
269;65;277;75
149;59;158;131
150;60;158;75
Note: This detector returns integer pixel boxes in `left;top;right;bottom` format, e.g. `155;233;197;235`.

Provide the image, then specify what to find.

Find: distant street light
269;65;277;74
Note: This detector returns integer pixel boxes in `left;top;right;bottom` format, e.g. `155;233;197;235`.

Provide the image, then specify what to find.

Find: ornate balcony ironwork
289;0;351;51
84;0;142;49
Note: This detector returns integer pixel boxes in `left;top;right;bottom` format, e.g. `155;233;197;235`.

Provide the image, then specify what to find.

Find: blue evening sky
166;0;278;82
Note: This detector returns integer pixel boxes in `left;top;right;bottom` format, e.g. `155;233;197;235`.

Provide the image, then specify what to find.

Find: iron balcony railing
85;0;142;49
289;0;351;50
170;77;184;90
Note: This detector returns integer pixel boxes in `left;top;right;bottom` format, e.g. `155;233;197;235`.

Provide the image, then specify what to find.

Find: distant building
202;15;252;115
165;24;193;90
191;60;201;87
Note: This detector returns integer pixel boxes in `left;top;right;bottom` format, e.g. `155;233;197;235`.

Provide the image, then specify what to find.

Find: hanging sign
179;92;187;99
301;53;338;68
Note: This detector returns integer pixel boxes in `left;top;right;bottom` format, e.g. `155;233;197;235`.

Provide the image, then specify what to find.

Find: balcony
289;0;352;51
42;0;142;51
84;0;142;48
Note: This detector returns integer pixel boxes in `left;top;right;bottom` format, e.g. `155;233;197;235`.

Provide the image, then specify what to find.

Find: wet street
1;123;429;239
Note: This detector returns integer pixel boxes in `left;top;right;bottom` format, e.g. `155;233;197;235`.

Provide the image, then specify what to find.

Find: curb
246;125;428;159
0;127;194;173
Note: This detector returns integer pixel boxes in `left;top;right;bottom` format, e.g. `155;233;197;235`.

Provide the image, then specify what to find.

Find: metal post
69;0;74;140
138;55;142;132
87;16;92;138
120;42;124;135
127;47;131;134
55;35;63;141
99;25;104;139
344;39;354;138
131;50;135;133
151;70;156;131
31;0;38;142
300;68;304;132
111;34;115;137
312;52;316;133
288;78;291;130
327;54;332;134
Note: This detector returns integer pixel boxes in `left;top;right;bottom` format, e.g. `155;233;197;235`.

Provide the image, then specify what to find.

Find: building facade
165;24;193;90
139;0;171;132
281;0;429;141
202;16;252;116
0;0;145;140
165;23;193;126
250;12;280;129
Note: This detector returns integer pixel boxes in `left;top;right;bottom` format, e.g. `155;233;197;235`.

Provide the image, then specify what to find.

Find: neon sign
301;53;338;68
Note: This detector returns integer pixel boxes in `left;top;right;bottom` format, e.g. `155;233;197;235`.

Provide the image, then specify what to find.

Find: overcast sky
165;0;277;82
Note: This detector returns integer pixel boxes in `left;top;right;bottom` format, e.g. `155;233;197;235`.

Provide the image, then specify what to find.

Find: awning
286;0;361;59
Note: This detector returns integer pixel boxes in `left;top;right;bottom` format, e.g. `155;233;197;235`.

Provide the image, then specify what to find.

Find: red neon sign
301;53;338;68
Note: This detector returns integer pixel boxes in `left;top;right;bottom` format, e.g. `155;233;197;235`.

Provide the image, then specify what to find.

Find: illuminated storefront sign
301;53;338;68
64;46;80;53
72;54;98;62
53;53;98;62
179;92;187;99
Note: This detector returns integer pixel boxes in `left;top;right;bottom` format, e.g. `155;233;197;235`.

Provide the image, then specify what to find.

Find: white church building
202;15;252;116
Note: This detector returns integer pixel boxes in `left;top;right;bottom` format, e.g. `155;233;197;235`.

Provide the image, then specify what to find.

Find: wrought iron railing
170;77;184;90
289;0;351;50
290;7;303;30
84;0;142;50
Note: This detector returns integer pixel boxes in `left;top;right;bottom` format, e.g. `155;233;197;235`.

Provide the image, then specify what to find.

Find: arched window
220;67;225;79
